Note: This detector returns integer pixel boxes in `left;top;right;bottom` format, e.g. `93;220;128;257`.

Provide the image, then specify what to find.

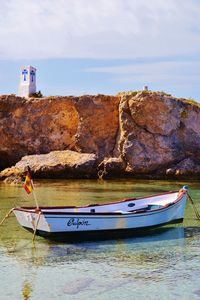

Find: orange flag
23;167;33;194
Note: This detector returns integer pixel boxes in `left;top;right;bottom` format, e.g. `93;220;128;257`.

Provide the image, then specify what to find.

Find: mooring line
0;208;14;226
187;193;200;220
32;211;41;243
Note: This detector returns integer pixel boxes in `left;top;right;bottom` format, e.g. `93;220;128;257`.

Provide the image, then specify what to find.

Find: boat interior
17;191;182;214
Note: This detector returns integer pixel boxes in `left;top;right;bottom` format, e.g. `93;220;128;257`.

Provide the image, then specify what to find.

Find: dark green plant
46;96;57;100
185;98;199;107
180;110;188;119
30;90;43;98
160;91;172;96
117;90;141;97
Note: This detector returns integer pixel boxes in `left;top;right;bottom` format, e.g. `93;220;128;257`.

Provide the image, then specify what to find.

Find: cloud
0;0;200;59
84;59;200;92
86;60;200;75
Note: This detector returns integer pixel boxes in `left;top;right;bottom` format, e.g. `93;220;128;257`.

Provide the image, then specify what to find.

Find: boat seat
163;202;173;208
114;210;129;214
147;204;163;210
131;209;148;214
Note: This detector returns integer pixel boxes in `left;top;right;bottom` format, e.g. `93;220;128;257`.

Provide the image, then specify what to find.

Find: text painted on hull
67;218;91;229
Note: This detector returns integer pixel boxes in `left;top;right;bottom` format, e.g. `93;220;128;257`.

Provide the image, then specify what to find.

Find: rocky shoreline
0;91;200;183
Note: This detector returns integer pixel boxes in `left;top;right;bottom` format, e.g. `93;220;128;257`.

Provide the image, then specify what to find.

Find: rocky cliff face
114;92;200;177
0;94;119;169
0;91;200;179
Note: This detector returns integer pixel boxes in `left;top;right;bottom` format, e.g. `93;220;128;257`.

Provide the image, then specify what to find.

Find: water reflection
1;226;200;268
0;179;200;299
22;281;32;300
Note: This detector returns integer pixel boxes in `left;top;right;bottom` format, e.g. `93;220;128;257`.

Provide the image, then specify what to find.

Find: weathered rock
0;150;98;181
3;175;24;185
114;91;200;176
0;94;120;169
98;157;126;177
1;91;200;179
166;158;200;177
73;95;120;158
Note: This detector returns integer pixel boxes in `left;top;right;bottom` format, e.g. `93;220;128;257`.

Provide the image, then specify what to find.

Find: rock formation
0;150;97;183
114;91;200;177
0;94;119;169
0;91;200;181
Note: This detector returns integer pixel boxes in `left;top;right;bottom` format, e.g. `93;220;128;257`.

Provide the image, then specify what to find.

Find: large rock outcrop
0;150;97;183
0;94;120;170
0;91;200;180
114;92;200;177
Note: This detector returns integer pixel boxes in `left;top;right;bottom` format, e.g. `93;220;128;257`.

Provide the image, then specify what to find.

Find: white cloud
0;0;200;59
86;60;200;75
85;60;200;91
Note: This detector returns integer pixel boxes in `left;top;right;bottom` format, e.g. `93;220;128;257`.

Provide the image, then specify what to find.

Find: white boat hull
13;189;188;241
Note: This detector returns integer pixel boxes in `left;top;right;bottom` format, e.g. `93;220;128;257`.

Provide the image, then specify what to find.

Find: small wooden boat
13;186;188;241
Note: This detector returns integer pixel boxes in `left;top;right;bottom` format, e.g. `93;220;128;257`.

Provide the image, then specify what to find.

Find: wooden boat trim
37;204;180;218
13;190;186;216
15;190;182;211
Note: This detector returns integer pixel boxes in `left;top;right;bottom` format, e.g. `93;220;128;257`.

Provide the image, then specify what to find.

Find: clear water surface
0;179;200;300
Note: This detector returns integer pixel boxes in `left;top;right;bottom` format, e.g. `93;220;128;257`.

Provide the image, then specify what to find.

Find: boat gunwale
13;190;186;216
42;201;184;218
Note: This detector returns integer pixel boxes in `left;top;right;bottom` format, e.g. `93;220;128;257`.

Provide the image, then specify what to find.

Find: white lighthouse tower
19;66;36;98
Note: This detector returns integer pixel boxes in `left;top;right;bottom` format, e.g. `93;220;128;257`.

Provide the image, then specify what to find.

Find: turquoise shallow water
0;179;200;300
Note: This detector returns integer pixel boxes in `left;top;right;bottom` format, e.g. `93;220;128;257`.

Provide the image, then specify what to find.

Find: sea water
0;179;200;300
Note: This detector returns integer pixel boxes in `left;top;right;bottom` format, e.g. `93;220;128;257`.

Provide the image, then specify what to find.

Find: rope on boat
0;208;14;227
32;211;41;243
187;192;200;220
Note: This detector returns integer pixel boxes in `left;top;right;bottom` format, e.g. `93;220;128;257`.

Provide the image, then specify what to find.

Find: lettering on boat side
67;218;91;229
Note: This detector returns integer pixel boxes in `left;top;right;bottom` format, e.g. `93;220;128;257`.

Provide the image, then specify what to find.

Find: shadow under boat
46;225;200;245
23;225;189;243
23;219;186;243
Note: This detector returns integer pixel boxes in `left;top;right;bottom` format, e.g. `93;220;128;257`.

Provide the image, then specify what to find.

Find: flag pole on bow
24;166;39;210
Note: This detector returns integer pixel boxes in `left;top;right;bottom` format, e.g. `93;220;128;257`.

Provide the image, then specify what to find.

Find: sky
0;0;200;100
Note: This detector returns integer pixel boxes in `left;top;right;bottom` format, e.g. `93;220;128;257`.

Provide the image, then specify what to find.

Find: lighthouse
19;66;36;98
